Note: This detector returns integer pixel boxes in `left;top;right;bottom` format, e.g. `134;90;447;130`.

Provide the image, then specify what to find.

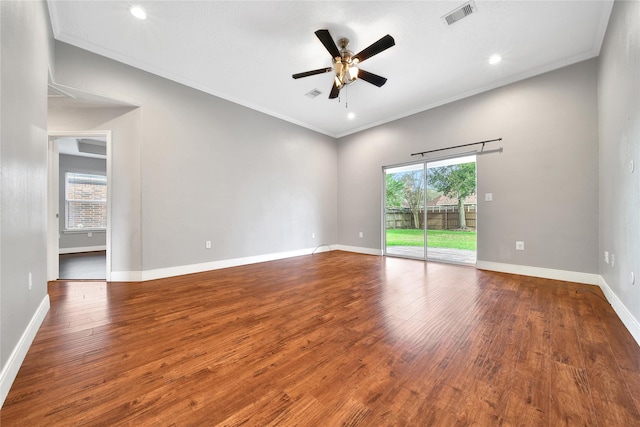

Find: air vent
305;89;322;99
443;1;476;25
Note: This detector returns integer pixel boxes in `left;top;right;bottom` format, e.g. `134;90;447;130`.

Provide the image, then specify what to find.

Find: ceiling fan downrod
333;38;358;90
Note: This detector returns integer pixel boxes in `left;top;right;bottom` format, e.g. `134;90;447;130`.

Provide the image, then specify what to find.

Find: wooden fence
386;206;477;230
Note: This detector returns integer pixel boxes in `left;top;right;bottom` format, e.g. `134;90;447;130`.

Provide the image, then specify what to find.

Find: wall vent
305;89;322;99
443;1;476;25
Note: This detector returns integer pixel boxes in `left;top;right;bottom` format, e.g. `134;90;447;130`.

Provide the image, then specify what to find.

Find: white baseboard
109;270;143;282
141;247;325;281
598;276;640;347
59;245;106;254
332;244;383;256
476;260;600;285
0;295;50;409
108;247;336;282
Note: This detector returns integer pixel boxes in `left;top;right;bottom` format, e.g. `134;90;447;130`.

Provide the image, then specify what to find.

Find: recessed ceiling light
130;6;147;20
489;54;502;65
347;112;356;120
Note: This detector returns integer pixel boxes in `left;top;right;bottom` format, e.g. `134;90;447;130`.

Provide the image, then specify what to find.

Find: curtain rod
411;138;503;157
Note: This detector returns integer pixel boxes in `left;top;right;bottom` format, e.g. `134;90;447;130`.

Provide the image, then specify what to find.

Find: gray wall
0;0;52;377
58;154;107;251
52;42;338;273
598;1;640;322
337;59;599;274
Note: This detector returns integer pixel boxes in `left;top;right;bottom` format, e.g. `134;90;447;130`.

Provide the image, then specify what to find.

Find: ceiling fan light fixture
348;66;359;81
293;29;395;100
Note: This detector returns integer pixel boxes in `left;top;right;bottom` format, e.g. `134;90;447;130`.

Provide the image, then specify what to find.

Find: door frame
47;130;112;281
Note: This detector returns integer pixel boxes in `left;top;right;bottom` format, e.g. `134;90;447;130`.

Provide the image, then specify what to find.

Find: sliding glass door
383;155;477;265
384;163;425;259
425;156;477;264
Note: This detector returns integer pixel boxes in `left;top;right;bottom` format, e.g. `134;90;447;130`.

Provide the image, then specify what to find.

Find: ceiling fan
292;29;395;99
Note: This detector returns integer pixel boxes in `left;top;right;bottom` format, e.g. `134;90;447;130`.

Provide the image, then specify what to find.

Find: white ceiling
48;1;613;138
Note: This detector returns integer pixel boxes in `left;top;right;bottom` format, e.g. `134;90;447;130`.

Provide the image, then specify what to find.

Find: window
65;172;107;230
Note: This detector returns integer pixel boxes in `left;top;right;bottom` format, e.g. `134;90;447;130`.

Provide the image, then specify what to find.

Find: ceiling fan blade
357;69;388;87
329;82;340;99
353;34;395;63
315;29;341;59
292;67;333;79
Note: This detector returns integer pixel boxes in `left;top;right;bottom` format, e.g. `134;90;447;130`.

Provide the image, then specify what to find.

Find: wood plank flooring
3;251;640;426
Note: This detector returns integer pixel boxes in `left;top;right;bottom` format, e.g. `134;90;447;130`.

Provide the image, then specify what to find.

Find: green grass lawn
386;228;477;251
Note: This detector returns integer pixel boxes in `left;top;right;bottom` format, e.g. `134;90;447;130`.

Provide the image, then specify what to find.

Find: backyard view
384;156;477;263
386;229;476;251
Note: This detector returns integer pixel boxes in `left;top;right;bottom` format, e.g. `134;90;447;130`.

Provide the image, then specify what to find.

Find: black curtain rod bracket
411;138;503;157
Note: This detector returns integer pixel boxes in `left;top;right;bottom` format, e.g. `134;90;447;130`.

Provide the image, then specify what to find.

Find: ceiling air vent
305;89;322;99
443;1;476;26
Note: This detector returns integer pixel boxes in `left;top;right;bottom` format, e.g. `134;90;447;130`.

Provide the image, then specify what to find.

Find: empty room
1;0;639;425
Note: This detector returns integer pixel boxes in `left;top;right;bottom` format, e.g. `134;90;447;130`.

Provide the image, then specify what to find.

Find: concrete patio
386;246;477;265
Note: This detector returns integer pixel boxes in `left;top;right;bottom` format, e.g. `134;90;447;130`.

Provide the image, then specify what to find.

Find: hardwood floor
2;251;640;425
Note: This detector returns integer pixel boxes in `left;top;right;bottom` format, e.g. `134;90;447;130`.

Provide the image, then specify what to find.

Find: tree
426;187;440;202
386;172;423;229
427;162;476;229
400;170;424;229
385;174;404;208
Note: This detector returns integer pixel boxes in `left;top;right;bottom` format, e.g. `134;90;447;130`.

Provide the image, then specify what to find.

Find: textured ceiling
48;1;613;137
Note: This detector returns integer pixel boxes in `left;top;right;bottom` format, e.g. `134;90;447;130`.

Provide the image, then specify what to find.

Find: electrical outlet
205;240;212;249
88;231;93;238
516;241;525;251
611;254;615;267
604;251;609;264
28;272;33;291
485;193;493;202
312;232;316;239
359;231;364;238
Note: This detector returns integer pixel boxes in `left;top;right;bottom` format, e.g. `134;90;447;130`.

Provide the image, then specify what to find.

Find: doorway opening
48;131;112;281
383;154;477;265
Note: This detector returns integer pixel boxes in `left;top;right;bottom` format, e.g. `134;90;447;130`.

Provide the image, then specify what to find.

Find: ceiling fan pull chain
346;86;349;109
